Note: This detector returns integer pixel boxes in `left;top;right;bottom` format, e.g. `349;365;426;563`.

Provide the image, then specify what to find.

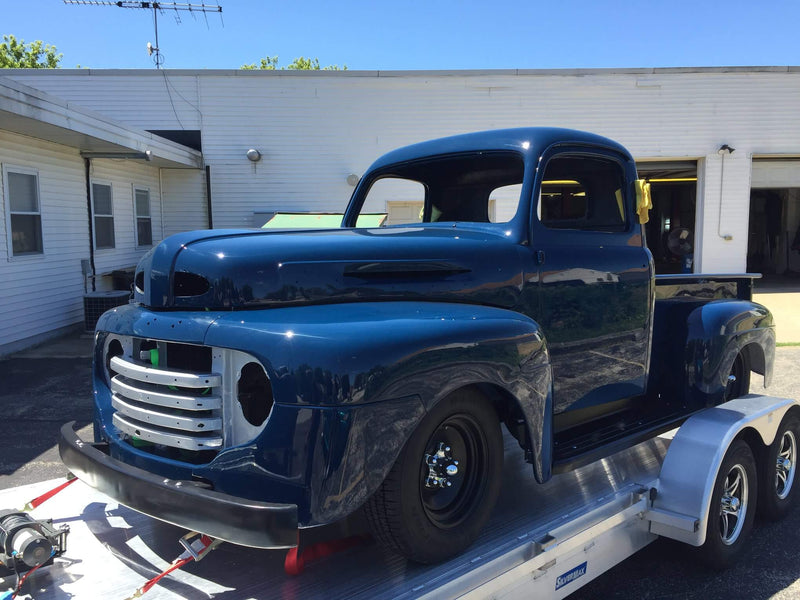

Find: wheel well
735;426;768;465
741;341;765;376
470;383;532;456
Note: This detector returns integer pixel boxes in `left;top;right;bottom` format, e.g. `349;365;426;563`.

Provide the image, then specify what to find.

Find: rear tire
698;439;757;569
364;389;503;563
723;352;750;401
758;413;800;521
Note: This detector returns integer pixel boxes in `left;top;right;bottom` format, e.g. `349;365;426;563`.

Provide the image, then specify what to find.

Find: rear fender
686;300;775;404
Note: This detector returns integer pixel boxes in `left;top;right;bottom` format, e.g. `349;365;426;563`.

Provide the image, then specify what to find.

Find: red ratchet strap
22;474;77;512
124;532;220;599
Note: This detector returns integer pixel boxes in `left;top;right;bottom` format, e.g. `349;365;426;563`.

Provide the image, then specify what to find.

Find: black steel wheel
723;352;750;401
365;388;503;564
759;413;800;521
698;439;757;569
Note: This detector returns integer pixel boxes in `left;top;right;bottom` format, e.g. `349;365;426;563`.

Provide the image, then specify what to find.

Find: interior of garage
747;187;800;283
636;162;698;274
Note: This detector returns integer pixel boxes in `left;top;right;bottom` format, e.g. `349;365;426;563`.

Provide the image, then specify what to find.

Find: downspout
84;157;96;292
205;165;213;229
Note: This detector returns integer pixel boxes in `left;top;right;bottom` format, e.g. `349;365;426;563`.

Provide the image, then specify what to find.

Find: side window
92;182;115;249
3;166;43;256
134;187;152;247
365;177;426;226
538;155;627;232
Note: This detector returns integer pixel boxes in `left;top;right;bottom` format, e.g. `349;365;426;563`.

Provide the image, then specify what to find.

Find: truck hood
134;227;524;310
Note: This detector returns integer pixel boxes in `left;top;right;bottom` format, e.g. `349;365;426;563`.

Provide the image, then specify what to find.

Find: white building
1;66;799;354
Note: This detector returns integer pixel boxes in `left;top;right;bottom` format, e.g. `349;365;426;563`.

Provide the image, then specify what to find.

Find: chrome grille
109;354;224;451
103;335;274;461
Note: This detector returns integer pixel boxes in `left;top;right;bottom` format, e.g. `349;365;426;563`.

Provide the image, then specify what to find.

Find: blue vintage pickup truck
60;128;775;563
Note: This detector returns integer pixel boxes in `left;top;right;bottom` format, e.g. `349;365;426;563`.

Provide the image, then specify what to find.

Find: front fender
204;301;552;522
686;300;775;404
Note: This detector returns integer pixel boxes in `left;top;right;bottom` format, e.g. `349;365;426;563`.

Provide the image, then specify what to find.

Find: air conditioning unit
83;290;131;332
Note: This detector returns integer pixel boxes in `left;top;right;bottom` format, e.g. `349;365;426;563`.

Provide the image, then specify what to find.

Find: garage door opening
636;161;698;274
747;188;800;281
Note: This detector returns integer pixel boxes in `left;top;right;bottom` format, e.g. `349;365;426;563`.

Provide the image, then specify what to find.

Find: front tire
365;389;503;563
758;413;799;521
699;439;757;569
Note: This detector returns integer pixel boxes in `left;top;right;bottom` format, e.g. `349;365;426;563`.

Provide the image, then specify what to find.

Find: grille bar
112;394;222;432
110;377;222;411
110;355;221;388
113;414;223;450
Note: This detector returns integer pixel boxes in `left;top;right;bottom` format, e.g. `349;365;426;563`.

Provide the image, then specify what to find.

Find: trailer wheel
699;439;757;569
723;352;750;401
758;413;799;521
364;389;503;564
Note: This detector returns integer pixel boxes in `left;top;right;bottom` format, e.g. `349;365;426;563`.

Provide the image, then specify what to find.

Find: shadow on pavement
0;356;93;488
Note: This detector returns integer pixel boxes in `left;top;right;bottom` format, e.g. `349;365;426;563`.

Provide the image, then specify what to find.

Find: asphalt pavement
0;332;798;599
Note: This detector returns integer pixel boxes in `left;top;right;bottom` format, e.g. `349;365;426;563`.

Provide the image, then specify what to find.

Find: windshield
352;151;524;226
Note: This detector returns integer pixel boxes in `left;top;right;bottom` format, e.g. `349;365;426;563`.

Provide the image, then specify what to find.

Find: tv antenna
63;1;223;68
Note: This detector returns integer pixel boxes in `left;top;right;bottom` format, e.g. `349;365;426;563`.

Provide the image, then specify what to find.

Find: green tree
0;34;62;68
241;55;346;71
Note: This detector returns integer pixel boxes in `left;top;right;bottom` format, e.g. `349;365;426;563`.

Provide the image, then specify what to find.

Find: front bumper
59;422;298;549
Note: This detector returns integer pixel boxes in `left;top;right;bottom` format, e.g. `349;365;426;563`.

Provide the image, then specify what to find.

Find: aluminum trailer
1;394;797;599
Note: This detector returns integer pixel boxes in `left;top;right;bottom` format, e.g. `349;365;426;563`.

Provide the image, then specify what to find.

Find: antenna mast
63;1;223;68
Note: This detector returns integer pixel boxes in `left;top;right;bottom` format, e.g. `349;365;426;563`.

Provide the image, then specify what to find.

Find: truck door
530;150;653;426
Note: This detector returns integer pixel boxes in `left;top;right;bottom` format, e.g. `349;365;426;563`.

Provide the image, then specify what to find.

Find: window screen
92;182;115;249
6;170;43;255
134;188;152;246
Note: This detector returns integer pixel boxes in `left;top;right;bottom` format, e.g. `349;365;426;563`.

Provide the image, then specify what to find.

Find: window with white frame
92;182;115;249
3;166;43;256
134;187;152;246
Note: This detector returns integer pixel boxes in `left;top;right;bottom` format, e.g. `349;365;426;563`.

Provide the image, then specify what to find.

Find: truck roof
367;127;632;171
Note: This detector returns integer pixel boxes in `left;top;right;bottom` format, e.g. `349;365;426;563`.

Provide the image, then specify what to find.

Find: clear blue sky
4;0;799;71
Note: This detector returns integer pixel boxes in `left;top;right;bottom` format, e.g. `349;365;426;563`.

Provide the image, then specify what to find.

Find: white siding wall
10;72;201;131
87;158;165;284
0;131;88;348
161;168;208;237
0;131;168;352
9;68;800;271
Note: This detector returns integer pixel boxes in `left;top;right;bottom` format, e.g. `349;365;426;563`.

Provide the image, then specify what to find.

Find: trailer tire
699;439;757;569
364;388;503;564
758;413;799;521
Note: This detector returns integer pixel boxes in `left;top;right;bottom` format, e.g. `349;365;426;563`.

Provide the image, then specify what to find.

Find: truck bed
0;432;669;599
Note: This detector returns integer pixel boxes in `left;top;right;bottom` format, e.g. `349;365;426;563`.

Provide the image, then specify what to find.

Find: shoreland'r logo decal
555;561;587;591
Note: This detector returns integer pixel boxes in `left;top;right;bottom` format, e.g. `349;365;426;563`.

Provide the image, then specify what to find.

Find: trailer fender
649;395;798;546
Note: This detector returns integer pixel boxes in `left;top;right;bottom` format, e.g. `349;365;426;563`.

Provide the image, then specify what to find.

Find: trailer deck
0;432;670;599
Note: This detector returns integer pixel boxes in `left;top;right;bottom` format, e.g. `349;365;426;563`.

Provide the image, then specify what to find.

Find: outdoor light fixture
717;144;735;155
246;149;262;162
346;174;360;186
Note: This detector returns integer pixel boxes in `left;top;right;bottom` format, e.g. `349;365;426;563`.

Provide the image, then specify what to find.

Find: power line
63;1;223;69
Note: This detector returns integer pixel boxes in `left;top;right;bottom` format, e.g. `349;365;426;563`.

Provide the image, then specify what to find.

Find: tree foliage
0;34;62;68
241;55;346;71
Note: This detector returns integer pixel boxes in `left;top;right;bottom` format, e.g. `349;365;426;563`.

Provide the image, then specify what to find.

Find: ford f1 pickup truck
60;128;774;564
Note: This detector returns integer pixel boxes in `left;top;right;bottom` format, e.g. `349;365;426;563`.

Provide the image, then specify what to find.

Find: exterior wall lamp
246;149;262;162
